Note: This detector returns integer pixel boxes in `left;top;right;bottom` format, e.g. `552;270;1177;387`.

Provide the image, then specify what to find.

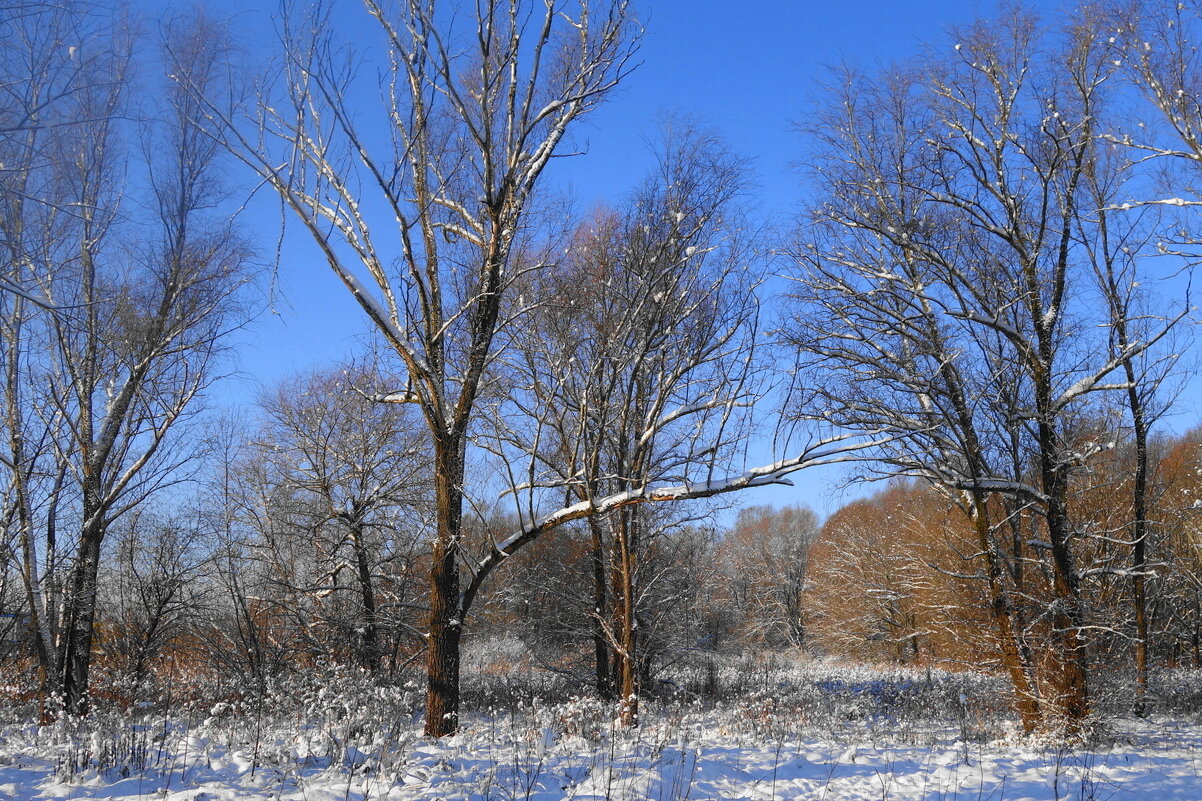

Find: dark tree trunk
1041;456;1091;728
1130;444;1150;715
1121;352;1151;716
588;517;614;700
60;524;103;716
972;498;1041;732
424;441;463;738
612;510;639;727
1028;233;1090;729
352;526;380;674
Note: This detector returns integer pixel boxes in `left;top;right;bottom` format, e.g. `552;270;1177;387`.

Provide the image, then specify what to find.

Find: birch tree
1;7;250;715
0;0;106;716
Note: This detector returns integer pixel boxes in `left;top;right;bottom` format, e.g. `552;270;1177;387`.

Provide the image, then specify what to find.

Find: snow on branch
952;478;1049;504
457;430;889;616
1103;197;1201;210
0;277;58;310
353;387;421;405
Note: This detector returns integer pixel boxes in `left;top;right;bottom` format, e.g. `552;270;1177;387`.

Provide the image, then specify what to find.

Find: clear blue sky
146;0;1148;518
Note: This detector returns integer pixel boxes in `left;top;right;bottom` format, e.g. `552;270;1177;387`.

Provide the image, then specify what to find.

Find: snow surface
2;656;1197;801
4;706;1202;800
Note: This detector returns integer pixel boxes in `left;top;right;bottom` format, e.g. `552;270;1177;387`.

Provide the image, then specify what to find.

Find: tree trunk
612;510;639;727
1033;291;1090;729
1042;477;1091;728
588;517;614;700
972;498;1041;733
1122;361;1151;716
424;442;463;737
424;555;460;736
352;526;380;674
1131;477;1150;715
60;525;103;716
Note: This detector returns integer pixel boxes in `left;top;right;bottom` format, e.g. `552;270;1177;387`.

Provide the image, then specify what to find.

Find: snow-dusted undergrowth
2;659;1201;800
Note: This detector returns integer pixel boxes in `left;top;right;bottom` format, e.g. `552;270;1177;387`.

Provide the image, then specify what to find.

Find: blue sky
154;0;1123;517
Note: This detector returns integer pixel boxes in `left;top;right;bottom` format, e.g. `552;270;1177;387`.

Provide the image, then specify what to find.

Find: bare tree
805;482;992;665
184;0;889;735
101;507;207;699
1106;0;1202;712
1;7;251;715
483;122;764;724
1076;148;1186;714
188;415;303;695
253;366;428;673
0;0;111;717
182;0;638;737
788;10;1188;731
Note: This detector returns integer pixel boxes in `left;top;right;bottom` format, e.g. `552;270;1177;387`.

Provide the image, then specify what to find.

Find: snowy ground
2;663;1201;800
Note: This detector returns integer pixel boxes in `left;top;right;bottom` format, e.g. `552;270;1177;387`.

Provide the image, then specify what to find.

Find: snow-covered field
3;661;1200;800
9;714;1202;800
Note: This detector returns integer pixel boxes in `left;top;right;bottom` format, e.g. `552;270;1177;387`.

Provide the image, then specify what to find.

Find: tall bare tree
0;0;112;716
485;122;762;724
1108;0;1202;713
1;6;250;715
189;0;639;736
789;10;1188;730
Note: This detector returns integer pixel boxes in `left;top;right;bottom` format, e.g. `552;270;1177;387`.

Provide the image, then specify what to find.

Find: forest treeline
3;427;1201;729
3;0;1202;737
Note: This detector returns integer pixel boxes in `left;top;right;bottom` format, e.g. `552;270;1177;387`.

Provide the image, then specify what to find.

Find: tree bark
972;501;1041;732
1126;365;1151;716
1040;452;1091;727
612;510;639;727
424;440;463;738
352;525;381;674
60;523;103;716
588;517;614;700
